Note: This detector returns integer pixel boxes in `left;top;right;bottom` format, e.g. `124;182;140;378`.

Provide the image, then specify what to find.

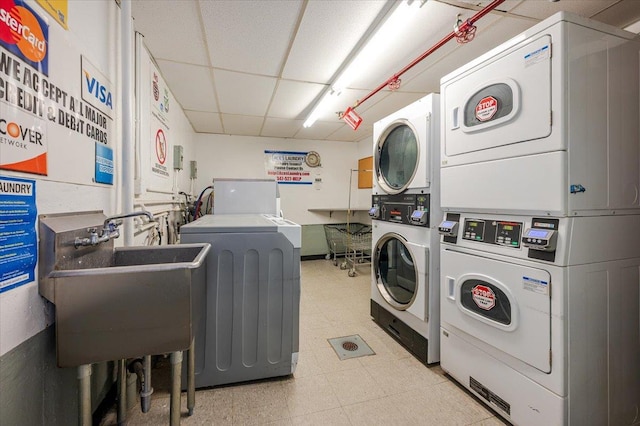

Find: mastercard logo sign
0;0;48;75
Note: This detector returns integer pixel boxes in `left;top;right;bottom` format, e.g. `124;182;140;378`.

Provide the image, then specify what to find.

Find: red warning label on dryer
472;285;495;310
475;96;498;122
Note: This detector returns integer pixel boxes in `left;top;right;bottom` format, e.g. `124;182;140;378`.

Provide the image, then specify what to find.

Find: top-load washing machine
374;93;439;195
370;94;441;365
440;12;640;216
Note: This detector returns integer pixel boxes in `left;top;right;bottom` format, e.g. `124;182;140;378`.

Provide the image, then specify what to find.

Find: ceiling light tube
302;0;420;128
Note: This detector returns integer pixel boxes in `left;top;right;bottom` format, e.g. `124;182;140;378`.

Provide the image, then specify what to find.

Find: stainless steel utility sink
39;212;210;367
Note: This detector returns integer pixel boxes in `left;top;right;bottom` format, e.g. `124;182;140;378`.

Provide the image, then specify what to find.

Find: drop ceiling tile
328;123;374;142
221;114;264;136
131;0;209;66
269;80;326;119
591;0;640;28
309;88;370;123
199;1;303;76
443;0;524;13
294;120;344;140
282;1;389;83
358;92;427;125
261;118;303;138
215;70;277;117
156;60;217;112
185;111;223;134
509;0;617;21
401;16;533;93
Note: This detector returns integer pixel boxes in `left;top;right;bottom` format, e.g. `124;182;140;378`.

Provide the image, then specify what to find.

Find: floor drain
342;341;359;351
328;335;375;360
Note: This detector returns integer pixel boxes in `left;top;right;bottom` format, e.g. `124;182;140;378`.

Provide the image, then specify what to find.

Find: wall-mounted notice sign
0;175;37;293
151;117;169;179
95;142;113;185
264;150;313;185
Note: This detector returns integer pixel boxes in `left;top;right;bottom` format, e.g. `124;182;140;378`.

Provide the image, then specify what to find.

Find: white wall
194;134;369;225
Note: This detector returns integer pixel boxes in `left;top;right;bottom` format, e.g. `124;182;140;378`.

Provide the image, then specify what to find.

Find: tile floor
99;259;507;425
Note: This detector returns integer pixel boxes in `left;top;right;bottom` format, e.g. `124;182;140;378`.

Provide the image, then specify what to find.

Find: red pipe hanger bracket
340;0;506;129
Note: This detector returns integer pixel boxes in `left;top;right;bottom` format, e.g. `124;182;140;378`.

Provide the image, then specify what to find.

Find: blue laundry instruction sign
95;143;114;185
0;175;37;293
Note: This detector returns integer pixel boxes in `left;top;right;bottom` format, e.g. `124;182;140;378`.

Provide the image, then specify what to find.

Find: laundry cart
342;224;372;277
323;223;372;276
180;213;301;388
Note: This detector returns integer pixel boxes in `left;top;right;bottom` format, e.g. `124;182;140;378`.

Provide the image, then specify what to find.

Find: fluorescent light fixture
303;0;423;128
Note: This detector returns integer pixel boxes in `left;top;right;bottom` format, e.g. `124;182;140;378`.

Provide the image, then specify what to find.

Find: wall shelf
308;208;370;218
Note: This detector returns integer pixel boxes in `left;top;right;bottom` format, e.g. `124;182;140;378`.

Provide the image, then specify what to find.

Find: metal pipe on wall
119;2;133;424
122;0;134;246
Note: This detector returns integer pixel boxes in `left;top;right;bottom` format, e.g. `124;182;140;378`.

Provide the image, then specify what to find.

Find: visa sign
81;56;114;119
0;0;49;75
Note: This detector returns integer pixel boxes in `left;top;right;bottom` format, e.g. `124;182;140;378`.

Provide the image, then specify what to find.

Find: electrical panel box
190;160;198;179
173;145;184;170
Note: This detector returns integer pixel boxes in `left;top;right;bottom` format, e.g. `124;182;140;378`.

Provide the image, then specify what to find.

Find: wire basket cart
324;222;371;269
342;224;372;277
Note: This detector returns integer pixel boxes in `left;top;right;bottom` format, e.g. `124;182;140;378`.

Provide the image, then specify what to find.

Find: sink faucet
75;210;155;248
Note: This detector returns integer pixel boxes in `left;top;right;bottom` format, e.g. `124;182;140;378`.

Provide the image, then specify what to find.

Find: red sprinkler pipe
350;0;506;110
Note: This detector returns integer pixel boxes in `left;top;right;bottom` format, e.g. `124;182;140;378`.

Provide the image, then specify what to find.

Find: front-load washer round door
375;120;420;194
374;232;418;310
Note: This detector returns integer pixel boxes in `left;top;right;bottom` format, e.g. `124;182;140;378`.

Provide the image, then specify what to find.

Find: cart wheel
325;254;331;260
340;262;348;270
333;259;338;266
348;271;357;277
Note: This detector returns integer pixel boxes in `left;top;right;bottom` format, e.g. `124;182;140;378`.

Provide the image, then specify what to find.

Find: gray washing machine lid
180;214;301;248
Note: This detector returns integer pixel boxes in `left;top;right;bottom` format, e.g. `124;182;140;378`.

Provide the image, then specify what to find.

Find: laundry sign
0;175;37;293
264;150;314;185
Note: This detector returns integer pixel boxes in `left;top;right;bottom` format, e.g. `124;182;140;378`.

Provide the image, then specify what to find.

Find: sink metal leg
78;364;92;426
170;351;183;426
187;338;195;416
117;359;127;426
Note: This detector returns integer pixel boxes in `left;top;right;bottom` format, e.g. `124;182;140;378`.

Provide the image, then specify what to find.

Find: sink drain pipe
78;364;92;426
130;357;154;413
142;355;153;412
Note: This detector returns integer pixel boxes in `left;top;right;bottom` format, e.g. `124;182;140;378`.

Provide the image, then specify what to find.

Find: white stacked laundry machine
369;93;441;364
438;12;640;426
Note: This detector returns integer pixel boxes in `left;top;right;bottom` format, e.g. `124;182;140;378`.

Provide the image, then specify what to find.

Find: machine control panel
523;228;557;251
438;220;459;236
371;194;430;226
462;219;486;241
525;217;560;261
368;206;380;219
410;210;428;225
462;218;522;249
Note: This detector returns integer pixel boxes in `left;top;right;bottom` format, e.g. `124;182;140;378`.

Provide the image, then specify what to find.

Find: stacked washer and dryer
438;12;640;426
369;93;441;365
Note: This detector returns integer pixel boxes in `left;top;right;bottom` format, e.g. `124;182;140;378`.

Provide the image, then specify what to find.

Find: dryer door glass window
376;236;417;308
377;124;418;193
